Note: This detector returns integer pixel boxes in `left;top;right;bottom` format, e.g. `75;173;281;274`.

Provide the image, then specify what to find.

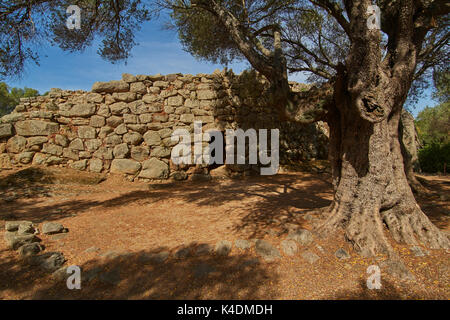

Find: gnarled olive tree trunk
318;71;449;257
314;1;450;257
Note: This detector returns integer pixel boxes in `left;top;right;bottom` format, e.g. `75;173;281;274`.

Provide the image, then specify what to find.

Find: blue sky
8;18;437;118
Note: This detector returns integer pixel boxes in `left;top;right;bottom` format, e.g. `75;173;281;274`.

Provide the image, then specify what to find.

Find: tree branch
308;0;351;37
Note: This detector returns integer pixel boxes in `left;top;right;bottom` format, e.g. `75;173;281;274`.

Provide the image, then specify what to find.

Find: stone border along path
4;221;428;284
4;221;68;273
64;228;355;285
3;222;355;284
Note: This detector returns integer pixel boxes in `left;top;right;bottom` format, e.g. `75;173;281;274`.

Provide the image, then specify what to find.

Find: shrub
418;142;450;174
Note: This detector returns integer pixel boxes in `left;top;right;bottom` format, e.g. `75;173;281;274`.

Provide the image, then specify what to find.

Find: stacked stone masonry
0;70;328;181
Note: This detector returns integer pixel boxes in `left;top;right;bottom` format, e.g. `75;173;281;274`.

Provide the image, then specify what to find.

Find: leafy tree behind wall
415;101;449;173
0;82;40;116
432;70;450;103
415;102;450;146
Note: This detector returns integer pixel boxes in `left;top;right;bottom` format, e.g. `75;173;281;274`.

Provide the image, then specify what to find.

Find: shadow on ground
1;168;448;236
1;171;334;237
0;167;106;223
415;175;450;229
330;279;431;300
0;243;279;300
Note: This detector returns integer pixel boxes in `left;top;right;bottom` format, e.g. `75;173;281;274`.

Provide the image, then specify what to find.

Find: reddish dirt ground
0;166;448;300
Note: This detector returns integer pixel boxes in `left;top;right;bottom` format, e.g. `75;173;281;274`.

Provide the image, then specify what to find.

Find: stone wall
0;69;328;181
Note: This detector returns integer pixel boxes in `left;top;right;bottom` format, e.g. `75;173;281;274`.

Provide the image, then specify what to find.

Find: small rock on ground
287;229;314;246
18;243;43;258
51;267;69;282
281;240;298;256
215;240;232;256
255;240;281;261
5;221;32;232
335;248;351;260
17;222;36;235
41;252;66;272
26;252;66;272
380;259;416;281
42;222;66;235
195;244;212;256
302;251;320;264
174;247;190;259
235;239;252;250
4;232;39;250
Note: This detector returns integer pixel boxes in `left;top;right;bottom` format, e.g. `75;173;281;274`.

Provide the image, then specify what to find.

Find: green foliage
433;70;450;103
0;82;15;116
416;102;450;173
0;0;151;78
418;142;450;174
0;82;40;116
415;102;450;146
169;5;243;66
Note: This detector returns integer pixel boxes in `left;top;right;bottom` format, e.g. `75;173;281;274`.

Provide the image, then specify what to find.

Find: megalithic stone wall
0;69;328;181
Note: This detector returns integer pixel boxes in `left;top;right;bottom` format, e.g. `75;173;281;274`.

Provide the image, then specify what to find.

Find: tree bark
317;74;449;257
399;111;429;195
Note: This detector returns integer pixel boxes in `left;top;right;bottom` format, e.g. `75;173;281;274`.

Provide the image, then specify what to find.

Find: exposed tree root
314;196;450;260
381;201;450;249
406;170;431;196
315;201;393;257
